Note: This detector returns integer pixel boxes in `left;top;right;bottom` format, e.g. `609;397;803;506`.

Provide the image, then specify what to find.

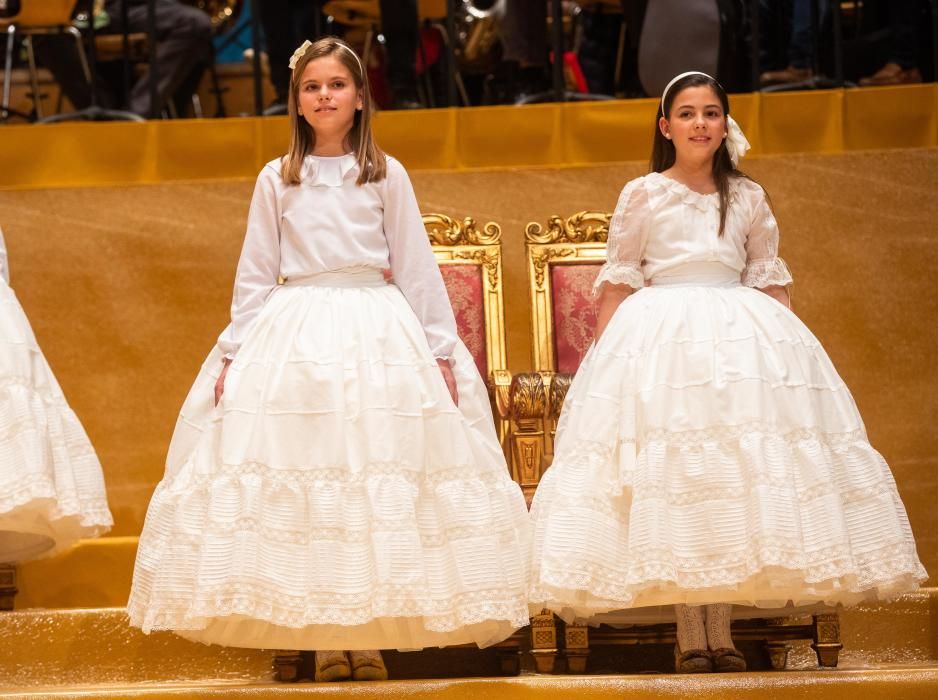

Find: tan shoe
674;643;713;673
313;650;351;682
860;62;923;86
349;649;389;681
760;65;813;86
711;647;747;672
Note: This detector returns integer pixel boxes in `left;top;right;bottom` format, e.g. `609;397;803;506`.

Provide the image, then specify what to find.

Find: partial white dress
128;154;531;650
0;226;112;563
528;173;926;620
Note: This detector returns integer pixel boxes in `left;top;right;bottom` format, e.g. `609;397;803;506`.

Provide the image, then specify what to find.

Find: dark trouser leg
888;0;917;68
259;0;319;104
788;0;814;69
379;0;418;91
105;0;212;116
31;35;115;110
259;0;293;103
499;0;547;66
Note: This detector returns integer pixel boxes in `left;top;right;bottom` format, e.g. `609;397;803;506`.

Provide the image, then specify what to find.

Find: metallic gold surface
838;588;938;666
0;149;933;584
16;538;137;609
0;608;274;688
4;669;938;700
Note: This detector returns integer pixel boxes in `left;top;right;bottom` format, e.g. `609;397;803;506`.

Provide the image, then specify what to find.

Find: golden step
839;588;938;665
3;669;938;700
0;608;274;687
15;538;138;610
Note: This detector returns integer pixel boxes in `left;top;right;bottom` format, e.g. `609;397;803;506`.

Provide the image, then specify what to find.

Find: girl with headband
128;37;531;682
527;71;926;673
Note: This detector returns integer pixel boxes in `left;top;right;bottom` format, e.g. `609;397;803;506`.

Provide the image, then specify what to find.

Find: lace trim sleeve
742;257;793;288
592;263;644;297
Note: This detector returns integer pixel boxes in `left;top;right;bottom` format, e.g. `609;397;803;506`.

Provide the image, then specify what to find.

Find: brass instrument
456;0;504;72
184;0;241;31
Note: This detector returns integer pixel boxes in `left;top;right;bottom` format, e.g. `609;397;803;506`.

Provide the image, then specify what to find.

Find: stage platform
4;669;938;700
1;590;937;697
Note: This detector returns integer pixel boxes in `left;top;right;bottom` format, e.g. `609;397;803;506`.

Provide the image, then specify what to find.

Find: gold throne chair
423;213;511;452
518;212;841;674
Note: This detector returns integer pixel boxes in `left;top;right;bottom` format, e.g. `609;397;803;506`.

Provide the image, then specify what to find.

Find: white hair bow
288;40;312;71
725;115;751;167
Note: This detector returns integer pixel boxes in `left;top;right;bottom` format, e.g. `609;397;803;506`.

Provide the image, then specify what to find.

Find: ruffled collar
646;172;720;213
301;153;359;187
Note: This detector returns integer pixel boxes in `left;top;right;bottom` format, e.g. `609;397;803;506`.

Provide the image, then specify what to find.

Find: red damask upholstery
440;264;487;378
550;263;601;375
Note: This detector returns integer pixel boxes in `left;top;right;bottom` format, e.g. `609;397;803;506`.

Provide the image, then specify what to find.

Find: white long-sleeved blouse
217;154;458;360
593;172;793;295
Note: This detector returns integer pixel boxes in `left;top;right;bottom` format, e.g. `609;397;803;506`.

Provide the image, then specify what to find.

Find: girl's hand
437;359;458;406
760;284;792;310
214;358;233;406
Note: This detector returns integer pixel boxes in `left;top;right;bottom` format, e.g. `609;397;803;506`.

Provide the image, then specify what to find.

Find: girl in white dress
127;38;531;681
0;226;112;563
527;72;926;673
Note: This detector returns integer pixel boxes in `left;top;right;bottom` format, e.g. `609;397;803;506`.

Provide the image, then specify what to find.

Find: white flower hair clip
289;40;312;71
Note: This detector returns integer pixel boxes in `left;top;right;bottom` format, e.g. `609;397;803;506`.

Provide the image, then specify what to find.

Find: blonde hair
281;37;386;186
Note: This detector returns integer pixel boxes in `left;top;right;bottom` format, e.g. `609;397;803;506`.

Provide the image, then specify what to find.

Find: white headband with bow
661;71;751;166
288;40;364;76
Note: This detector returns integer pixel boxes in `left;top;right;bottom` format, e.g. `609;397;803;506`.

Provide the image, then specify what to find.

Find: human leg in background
860;0;922;85
103;0;212;116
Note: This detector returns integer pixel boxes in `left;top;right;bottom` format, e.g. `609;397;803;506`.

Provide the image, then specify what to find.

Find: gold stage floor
6;671;938;700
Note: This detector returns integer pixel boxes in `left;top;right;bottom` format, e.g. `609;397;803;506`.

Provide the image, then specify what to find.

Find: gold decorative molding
509;373;547;421
525;211;611;245
423;213;502;246
547;373;573;421
530;247;575;290
453;248;501;289
526;214;609;373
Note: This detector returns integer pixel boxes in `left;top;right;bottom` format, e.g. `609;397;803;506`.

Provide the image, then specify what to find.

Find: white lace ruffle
742;257;793;288
530;429;927;617
130;283;531;650
644;172;729;213
591;263;645;296
527;282;926;618
300;153;359;187
0;287;112;562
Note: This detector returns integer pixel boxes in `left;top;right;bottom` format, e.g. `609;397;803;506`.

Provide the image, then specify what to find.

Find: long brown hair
650;73;760;236
281;37;386;186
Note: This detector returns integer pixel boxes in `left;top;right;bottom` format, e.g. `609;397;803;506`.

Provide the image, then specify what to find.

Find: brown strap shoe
860;63;923;86
760;66;813;86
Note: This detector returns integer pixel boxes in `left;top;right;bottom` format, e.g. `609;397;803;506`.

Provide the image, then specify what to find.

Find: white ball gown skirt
127;269;531;650
0;281;112;563
528;263;926;621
